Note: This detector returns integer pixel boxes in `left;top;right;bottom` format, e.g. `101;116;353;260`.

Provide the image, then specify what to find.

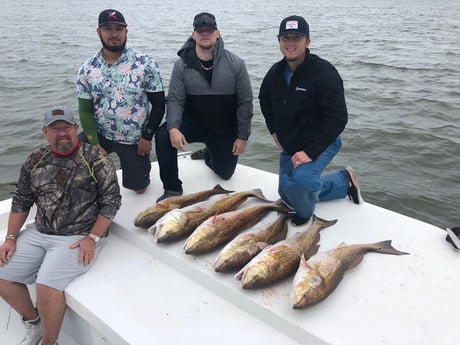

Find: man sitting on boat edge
0;106;121;345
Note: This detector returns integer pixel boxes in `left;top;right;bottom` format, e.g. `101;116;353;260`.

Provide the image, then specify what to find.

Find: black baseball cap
98;9;127;27
278;15;309;37
193;12;217;30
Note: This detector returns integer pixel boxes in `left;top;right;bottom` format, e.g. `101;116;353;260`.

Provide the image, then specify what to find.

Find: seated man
0;106;121;345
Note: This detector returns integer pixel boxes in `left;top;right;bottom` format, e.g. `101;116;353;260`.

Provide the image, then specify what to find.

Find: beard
100;36;127;53
54;142;73;153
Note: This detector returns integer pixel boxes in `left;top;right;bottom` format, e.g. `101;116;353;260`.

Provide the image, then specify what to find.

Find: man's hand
70;237;97;267
169;128;188;151
232;138;247;156
137;137;152;156
0;240;16;267
272;133;284;151
291;150;312;168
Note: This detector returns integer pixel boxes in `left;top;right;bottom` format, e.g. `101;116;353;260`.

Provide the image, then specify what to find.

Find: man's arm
235;59;253;141
78;98;99;145
141;91;166;141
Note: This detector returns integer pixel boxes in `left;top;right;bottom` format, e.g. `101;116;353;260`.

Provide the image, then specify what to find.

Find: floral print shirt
77;47;164;144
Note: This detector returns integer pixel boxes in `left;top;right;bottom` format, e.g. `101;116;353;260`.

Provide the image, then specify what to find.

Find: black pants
154;115;238;191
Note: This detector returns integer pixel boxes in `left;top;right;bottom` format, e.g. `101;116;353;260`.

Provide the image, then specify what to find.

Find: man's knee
212;165;236;180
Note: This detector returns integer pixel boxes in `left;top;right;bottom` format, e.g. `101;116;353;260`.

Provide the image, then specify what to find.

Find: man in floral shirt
77;9;165;194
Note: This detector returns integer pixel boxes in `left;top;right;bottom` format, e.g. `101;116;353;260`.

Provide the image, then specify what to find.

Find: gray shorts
0;223;107;291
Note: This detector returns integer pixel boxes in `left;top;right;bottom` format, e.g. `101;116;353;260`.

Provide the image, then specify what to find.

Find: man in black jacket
259;15;363;226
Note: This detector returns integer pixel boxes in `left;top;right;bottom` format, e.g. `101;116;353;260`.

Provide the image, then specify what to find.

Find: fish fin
213;184;234;194
256;242;269;251
234;268;245;281
299;254;312;269
270;221;288;243
303;243;320;260
372;240;410;255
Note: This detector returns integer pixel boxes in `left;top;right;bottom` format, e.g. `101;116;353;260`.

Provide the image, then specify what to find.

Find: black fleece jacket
259;49;348;160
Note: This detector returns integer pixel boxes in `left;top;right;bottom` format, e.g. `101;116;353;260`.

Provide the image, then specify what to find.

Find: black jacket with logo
259;49;348;160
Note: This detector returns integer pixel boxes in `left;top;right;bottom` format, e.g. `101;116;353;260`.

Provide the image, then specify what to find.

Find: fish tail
213;184;234;194
371;240;410;255
250;188;270;202
273;199;294;213
312;214;338;229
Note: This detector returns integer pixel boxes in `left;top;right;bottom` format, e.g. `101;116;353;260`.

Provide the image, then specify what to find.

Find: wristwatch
88;233;101;243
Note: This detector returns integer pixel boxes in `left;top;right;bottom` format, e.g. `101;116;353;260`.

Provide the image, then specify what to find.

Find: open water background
0;0;458;229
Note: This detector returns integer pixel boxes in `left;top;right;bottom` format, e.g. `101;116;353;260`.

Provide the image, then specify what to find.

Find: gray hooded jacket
166;36;253;140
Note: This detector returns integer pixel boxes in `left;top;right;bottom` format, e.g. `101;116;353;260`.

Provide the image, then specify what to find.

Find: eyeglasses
280;34;305;43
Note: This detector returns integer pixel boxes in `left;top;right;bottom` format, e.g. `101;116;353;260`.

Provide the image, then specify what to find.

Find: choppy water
0;0;459;229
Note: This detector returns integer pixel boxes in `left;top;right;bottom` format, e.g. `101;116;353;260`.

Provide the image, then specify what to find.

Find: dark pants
79;133;151;191
154;115;238;191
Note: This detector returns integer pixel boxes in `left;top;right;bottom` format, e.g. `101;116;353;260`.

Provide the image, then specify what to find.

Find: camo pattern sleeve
11;143;121;236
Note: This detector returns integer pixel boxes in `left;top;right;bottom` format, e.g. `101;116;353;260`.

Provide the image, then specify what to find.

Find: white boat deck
1;155;458;345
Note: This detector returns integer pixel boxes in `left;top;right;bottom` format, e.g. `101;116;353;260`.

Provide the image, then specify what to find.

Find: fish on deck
213;214;289;272
134;184;233;228
150;189;269;243
290;240;409;309
184;200;291;255
236;215;337;289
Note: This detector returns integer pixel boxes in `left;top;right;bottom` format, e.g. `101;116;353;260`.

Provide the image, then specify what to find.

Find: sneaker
291;214;310;227
156;189;183;203
344;166;363;205
19;315;42;345
190;148;207;160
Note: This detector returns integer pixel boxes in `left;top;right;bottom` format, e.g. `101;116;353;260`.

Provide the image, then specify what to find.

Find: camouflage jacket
11;142;122;236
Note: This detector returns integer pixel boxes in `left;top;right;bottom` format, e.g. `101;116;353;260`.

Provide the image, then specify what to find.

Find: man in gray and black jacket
155;12;253;202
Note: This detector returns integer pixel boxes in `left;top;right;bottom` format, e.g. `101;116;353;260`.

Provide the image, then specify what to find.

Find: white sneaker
19;316;42;345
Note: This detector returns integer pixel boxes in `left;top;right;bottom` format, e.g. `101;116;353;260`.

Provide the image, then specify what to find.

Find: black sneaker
291;214;310;227
191;148;207;160
156;189;183;203
344;166;363;205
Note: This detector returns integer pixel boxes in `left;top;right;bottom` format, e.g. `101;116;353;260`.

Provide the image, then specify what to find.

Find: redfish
236;215;337;289
134;184;232;228
213;214;289;272
184;201;291;255
150;189;269;242
291;240;409;309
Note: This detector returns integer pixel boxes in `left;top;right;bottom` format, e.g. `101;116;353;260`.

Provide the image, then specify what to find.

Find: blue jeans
278;137;349;220
155;114;238;191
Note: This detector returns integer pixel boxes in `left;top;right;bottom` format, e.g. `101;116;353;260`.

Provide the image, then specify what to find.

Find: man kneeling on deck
259;15;364;226
0;106;121;345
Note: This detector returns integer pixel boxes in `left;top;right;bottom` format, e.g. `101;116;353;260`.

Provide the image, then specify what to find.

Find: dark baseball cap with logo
98;9;127;27
44;106;76;127
193;12;217;30
278;15;309;37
